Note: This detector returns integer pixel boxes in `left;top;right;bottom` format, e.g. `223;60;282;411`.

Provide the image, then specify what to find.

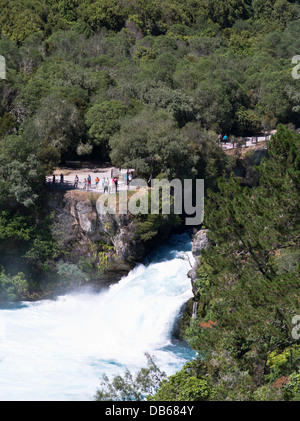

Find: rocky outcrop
185;228;210;323
177;229;211;337
188;229;210;291
47;190;146;284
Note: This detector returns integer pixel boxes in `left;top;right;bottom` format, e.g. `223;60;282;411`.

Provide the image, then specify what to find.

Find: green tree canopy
85;99;127;156
32;94;85;157
186;126;299;376
109;108;197;180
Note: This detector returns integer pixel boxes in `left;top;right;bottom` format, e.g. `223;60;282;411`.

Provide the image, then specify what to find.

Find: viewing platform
219;132;273;151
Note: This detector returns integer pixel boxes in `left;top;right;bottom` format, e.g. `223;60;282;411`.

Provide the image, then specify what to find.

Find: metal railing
219;133;272;150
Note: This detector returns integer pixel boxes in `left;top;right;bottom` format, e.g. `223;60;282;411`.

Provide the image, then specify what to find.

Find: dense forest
0;0;299;401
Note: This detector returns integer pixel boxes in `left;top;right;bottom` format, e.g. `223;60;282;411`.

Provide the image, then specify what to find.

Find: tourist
83;178;87;190
74;175;79;188
87;174;91;191
104;179;108;193
60;173;64;184
95;176;99;189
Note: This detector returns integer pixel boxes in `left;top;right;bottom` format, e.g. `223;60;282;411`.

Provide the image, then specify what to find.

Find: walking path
219;132;274;151
46;132;276;192
46;164;137;193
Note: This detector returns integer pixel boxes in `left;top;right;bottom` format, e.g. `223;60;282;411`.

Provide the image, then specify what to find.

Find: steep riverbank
45;188;182;293
177;228;210;338
48;189;144;279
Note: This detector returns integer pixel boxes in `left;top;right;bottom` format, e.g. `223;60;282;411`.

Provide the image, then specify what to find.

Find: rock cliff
47;190;146;285
188;229;210;296
178;228;210;337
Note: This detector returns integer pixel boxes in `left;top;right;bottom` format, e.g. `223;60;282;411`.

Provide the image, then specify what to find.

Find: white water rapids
0;233;196;401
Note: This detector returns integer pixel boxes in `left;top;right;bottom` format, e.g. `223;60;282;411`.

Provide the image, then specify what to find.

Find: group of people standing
51;171;134;192
218;133;230;144
52;173;65;184
76;175;120;192
124;172;133;185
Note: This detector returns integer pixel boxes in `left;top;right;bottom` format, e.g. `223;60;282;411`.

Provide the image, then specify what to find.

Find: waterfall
0;233;196;401
192;301;198;319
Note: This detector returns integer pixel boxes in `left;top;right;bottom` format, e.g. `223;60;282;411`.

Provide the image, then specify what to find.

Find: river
0;233;196;401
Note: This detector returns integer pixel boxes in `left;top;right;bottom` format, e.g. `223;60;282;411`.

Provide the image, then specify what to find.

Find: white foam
0;234;194;401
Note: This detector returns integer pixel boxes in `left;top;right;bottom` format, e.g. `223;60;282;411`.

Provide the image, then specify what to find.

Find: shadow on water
161;341;197;365
167;301;197;363
0;301;30;310
143;231;193;266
